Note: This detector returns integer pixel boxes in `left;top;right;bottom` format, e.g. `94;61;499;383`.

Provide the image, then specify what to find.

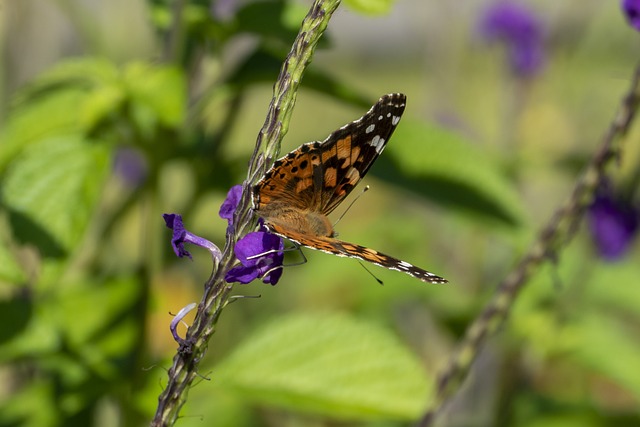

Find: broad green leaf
13;57;119;101
0;89;85;170
376;119;526;226
124;62;186;128
78;84;126;131
344;0;396;15
215;312;432;420
2;135;110;255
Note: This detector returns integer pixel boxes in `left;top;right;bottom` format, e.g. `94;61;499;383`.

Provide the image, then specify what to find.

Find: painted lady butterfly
252;93;447;284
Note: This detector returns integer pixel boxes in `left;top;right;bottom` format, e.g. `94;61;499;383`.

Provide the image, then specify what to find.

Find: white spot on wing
392;115;400;126
366;124;375;134
368;136;385;154
378;115;383;120
399;260;413;269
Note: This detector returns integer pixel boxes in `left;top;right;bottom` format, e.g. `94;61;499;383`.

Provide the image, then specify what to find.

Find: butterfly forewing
318;93;406;214
252;93;406;215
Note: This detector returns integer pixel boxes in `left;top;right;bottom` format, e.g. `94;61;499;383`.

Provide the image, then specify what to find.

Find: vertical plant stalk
418;64;640;427
150;1;341;426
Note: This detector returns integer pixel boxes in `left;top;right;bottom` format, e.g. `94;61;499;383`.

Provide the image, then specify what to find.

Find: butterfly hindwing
266;223;448;284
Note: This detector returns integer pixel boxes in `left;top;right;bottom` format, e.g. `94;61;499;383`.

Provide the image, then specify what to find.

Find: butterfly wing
267;223;447;284
252;93;406;215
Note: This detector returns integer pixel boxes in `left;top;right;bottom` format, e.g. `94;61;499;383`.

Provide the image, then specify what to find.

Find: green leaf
376;119;526;226
215;312;432;420
234;0;300;44
0;89;86;170
344;0;396;15
123;62;186;128
2;135;111;256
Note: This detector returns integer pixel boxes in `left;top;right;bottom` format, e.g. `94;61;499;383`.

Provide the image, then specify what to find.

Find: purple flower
226;228;285;285
479;1;545;77
113;147;148;187
219;184;243;232
588;186;639;261
219;183;285;285
163;213;222;261
622;0;640;31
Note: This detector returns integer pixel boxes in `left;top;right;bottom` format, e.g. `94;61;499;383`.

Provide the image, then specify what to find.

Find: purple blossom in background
226;229;284;285
479;1;544;77
588;185;639;261
113;147;148;187
163;213;222;261
622;0;640;31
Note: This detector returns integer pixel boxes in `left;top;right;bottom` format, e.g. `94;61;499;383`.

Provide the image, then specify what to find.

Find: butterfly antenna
358;261;384;285
334;185;370;228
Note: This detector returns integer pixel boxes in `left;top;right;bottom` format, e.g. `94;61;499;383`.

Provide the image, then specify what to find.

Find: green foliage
3;136;110;254
377;119;525;226
214;312;432;420
0;1;639;427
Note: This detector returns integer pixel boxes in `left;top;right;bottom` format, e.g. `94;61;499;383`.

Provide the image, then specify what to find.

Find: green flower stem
150;1;341;426
418;64;640;427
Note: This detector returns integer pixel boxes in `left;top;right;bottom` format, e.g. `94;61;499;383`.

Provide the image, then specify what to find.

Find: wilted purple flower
622;0;640;31
479;1;545;77
588;185;639;261
163;213;222;261
219;184;243;233
226;227;285;285
170;302;197;352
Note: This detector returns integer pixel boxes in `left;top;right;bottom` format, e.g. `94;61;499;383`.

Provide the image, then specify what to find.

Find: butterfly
252;93;447;284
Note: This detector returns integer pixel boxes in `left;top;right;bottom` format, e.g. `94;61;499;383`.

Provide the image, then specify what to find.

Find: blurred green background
1;0;639;426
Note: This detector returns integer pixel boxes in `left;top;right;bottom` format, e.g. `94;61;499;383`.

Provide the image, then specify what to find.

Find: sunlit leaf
215;312;432;420
2;135;110;255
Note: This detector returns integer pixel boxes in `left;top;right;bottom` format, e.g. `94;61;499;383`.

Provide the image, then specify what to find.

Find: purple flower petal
163;213;222;261
589;189;639;261
622;0;640;31
225;265;260;284
226;231;284;285
219;184;243;224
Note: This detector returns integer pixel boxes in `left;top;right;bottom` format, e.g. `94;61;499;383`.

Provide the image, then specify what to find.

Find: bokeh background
1;1;639;426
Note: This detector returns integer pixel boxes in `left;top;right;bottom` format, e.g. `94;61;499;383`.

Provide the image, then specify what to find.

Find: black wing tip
425;276;449;285
379;93;407;105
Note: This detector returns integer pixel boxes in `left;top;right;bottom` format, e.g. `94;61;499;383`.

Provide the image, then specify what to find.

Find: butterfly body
252;93;447;284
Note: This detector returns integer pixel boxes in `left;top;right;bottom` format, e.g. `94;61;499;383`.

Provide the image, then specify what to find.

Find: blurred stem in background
419;63;640;427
